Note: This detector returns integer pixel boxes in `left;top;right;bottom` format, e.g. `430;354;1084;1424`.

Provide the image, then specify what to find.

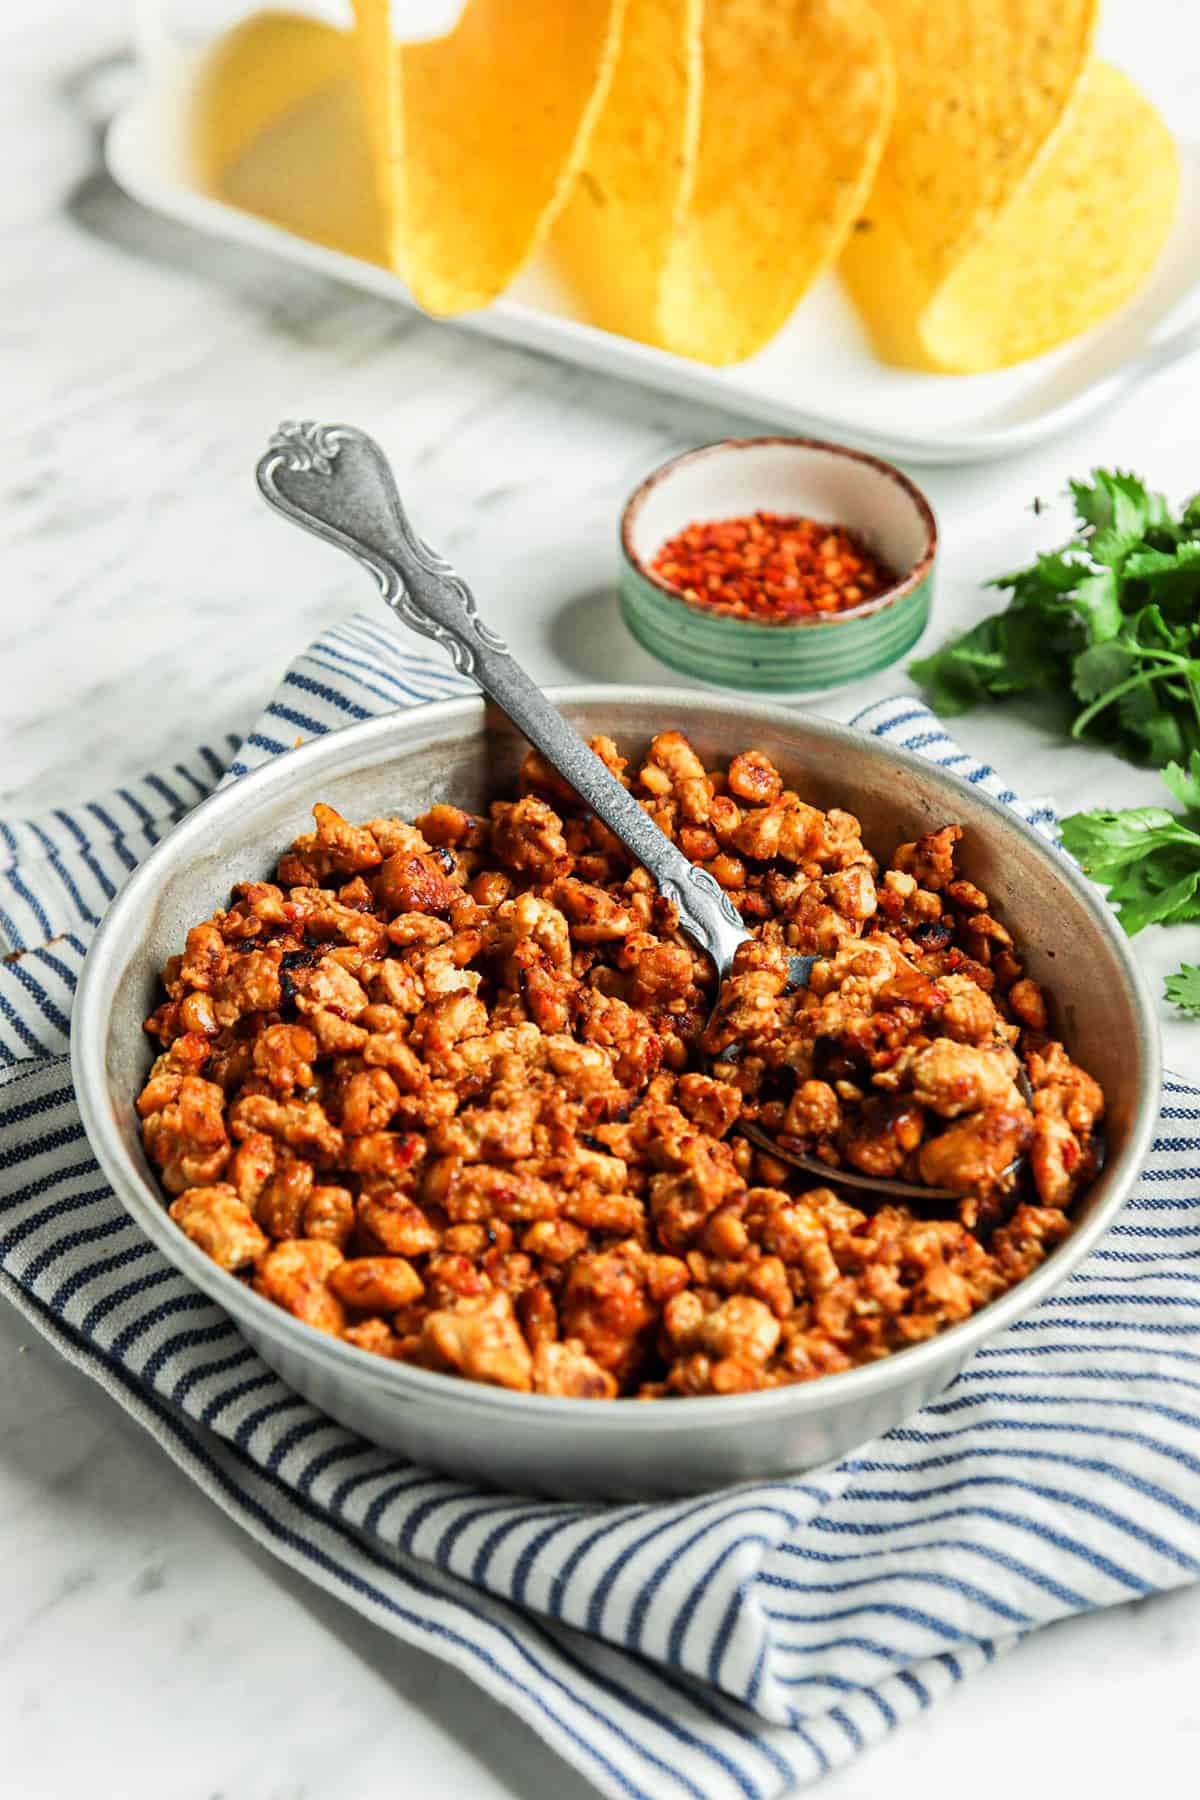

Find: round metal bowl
72;688;1161;1501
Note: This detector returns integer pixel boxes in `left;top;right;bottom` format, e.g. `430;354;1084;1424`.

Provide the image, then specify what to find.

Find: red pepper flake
649;510;896;622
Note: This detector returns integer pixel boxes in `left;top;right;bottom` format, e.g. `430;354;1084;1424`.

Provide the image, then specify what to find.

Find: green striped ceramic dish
619;438;937;694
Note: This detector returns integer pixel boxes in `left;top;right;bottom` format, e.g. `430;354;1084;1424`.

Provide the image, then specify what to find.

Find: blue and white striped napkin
3;613;1199;1800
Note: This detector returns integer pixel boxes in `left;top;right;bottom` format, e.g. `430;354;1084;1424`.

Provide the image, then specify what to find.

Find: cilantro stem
1070;659;1188;738
1132;646;1200;735
1186;669;1200;739
1128;646;1197;667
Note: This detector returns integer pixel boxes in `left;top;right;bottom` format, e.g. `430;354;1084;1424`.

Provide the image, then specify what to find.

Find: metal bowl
72;688;1161;1500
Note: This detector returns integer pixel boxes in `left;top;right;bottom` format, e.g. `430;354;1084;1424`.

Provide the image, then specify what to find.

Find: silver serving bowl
72;688;1161;1500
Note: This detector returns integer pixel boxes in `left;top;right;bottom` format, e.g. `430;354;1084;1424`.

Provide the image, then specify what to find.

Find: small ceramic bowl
619;437;937;694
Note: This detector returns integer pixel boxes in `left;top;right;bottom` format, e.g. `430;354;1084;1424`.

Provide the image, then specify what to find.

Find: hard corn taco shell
655;0;895;365
193;11;385;264
839;0;1179;371
549;0;703;345
352;0;626;315
843;0;1098;319
916;62;1181;372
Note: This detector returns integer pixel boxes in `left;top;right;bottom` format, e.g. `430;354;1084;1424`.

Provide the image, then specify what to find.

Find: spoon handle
256;421;749;978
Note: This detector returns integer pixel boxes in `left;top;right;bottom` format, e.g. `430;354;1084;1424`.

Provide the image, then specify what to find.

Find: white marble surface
3;2;1200;1794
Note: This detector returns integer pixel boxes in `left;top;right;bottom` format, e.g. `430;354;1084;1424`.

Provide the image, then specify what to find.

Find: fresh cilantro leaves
910;470;1200;765
912;472;1200;1015
1164;753;1200;811
1165;965;1200;1018
1059;804;1200;936
1060;749;1200;1010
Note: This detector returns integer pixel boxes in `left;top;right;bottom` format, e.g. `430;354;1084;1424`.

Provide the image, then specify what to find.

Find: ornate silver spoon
256;420;1009;1204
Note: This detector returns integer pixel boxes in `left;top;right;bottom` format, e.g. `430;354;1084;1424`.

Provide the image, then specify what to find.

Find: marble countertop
3;2;1199;1793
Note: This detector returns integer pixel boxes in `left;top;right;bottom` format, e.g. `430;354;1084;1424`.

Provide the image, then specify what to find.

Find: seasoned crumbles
137;730;1104;1400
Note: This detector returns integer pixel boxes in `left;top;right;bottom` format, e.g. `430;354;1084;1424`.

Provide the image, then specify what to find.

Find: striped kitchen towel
2;613;1199;1800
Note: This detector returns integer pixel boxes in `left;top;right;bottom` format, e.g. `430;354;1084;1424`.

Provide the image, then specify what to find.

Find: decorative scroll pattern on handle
377;510;510;675
256;421;509;678
658;863;745;934
267;420;343;475
384;576;506;677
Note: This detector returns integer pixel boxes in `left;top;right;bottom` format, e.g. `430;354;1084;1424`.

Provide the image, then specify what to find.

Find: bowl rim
72;685;1161;1433
620;435;938;631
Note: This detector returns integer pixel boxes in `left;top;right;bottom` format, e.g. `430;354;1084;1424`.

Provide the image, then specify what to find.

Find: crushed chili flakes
649;510;896;622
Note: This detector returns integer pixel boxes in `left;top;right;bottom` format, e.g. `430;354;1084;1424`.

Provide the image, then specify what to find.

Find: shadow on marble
57;51;409;353
548;585;688;690
67;161;422;354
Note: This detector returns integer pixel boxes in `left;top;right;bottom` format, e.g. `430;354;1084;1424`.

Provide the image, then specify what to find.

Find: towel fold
2;614;1197;1800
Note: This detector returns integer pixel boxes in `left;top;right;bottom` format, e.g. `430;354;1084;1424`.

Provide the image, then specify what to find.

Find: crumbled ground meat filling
138;732;1104;1399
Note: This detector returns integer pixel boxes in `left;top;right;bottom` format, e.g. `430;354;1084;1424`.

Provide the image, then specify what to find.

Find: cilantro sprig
913;472;1200;1012
911;470;1200;766
1058;754;1200;1013
1165;965;1200;1019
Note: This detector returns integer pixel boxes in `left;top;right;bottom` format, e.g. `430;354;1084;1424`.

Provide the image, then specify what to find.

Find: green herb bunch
912;471;1200;1014
911;471;1200;765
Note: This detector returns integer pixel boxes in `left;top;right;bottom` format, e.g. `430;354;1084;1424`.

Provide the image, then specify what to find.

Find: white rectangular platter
107;35;1200;467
